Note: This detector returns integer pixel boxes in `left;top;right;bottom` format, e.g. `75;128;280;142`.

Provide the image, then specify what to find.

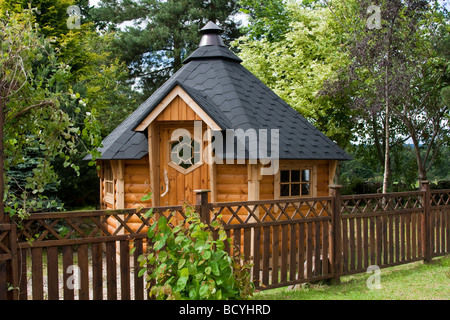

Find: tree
239;0;292;42
0;9;101;219
57;26;139;135
398;23;449;184
91;0;243;95
322;0;449;191
2;1;139;210
2;0;138;134
235;1;355;150
0;0;74;37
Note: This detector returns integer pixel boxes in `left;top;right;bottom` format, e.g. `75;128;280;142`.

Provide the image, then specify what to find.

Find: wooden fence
0;182;449;300
209;195;334;290
0;205;187;300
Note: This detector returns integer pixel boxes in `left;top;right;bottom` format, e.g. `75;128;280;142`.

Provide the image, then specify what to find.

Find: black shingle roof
86;22;351;161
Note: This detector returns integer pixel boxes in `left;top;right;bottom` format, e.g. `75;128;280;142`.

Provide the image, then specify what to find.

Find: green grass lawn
252;255;450;300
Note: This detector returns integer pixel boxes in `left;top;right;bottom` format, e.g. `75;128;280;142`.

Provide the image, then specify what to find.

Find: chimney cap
199;21;225;47
201;21;222;33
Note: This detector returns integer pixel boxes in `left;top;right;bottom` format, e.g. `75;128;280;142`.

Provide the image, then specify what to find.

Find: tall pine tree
92;0;243;95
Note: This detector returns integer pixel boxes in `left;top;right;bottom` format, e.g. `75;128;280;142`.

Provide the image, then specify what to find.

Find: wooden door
158;123;210;206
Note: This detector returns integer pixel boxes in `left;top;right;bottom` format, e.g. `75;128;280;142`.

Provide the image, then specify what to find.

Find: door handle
161;169;169;197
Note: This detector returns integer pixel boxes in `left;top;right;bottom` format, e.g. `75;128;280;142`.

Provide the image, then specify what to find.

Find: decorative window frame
167;134;203;175
274;164;317;199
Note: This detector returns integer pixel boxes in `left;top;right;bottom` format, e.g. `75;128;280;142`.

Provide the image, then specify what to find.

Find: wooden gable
134;85;221;131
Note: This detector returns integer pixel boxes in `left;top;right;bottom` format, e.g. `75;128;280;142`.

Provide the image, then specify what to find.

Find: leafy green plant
137;204;254;300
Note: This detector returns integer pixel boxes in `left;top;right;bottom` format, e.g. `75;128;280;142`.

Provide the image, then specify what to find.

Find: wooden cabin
86;22;351;230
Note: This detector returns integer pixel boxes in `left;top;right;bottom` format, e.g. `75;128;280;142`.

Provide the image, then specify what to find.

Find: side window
104;165;114;196
280;169;311;197
104;163;114;205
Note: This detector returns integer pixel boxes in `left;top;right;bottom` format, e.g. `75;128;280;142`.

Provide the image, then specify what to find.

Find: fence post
329;185;342;284
0;222;18;300
195;189;211;224
420;181;432;263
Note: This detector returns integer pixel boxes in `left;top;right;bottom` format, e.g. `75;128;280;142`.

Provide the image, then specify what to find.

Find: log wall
123;158;151;209
100;159;334;208
216;163;248;202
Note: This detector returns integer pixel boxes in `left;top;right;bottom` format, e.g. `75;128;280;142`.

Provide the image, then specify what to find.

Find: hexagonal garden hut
87;22;351;229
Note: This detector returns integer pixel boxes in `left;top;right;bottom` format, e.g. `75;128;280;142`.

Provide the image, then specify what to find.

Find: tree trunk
371;110;384;166
382;113;391;193
382;50;390;194
410;131;427;185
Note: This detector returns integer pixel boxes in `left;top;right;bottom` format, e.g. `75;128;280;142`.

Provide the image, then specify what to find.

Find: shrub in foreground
138;205;254;300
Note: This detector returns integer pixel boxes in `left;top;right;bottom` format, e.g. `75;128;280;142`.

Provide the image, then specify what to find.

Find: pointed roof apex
199;21;225;47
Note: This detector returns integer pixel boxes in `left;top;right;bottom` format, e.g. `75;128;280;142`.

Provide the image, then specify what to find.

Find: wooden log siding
104;158;152;236
101;157;334;234
124;158;151;209
216;164;248;202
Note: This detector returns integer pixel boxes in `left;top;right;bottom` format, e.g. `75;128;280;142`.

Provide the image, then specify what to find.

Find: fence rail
0;182;449;300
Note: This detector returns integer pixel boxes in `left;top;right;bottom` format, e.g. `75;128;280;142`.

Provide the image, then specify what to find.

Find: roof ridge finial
199;21;225;47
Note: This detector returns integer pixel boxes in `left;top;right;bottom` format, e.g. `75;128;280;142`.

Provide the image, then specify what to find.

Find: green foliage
2;0;139;136
323;0;449;187
0;9;103;218
138;204;254;300
437;23;450;106
235;1;354;148
51;152;99;209
0;0;75;38
341;143;450;193
7;145;65;213
57;25;139;137
236;0;448;187
1;2;139;212
239;0;292;42
428;146;450;182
